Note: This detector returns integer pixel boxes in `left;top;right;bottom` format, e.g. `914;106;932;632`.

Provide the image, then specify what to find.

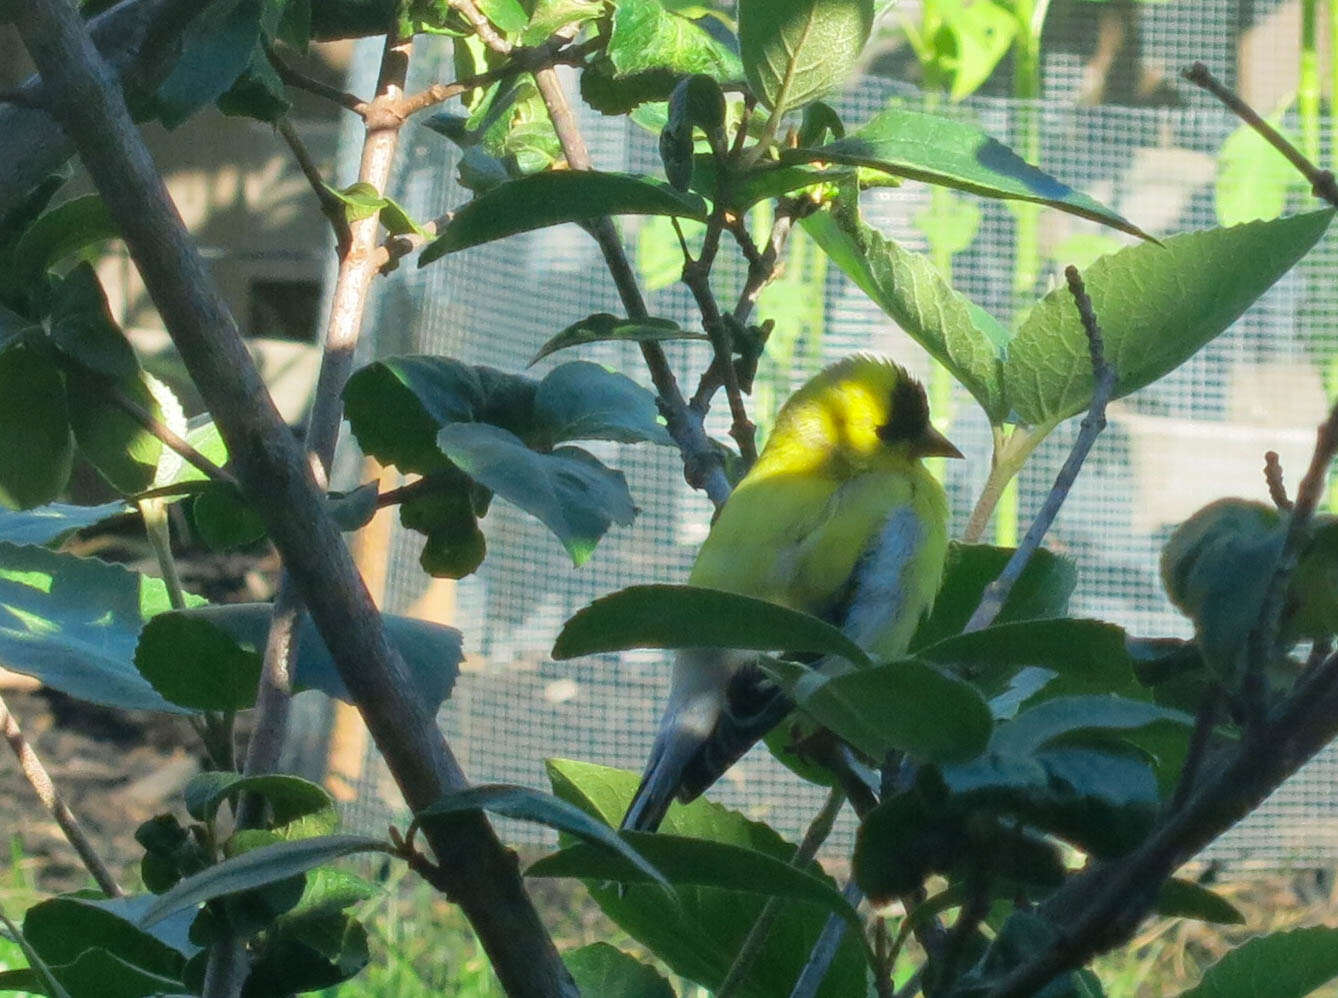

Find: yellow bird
622;354;962;831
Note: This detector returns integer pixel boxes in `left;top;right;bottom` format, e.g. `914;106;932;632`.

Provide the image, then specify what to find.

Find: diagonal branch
11;5;576;995
965;266;1116;633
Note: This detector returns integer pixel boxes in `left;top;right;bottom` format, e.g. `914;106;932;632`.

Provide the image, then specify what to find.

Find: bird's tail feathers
621;722;704;833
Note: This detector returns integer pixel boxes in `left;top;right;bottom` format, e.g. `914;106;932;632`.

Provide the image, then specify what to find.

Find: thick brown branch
13;5;575;994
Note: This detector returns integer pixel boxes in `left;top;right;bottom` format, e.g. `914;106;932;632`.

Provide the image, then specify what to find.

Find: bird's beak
913;425;964;459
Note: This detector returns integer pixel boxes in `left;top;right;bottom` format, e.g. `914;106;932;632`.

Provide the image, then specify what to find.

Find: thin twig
104;383;238;488
1265;450;1293;510
718;787;846;998
965;267;1116;632
526;55;732;506
1168;687;1219;812
265;43;369;116
1183;62;1338;206
276;117;350;248
1241;403;1338;730
788;881;865;998
0;693;123;897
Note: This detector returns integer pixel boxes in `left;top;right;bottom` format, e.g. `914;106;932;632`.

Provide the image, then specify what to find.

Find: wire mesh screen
331;11;1338;868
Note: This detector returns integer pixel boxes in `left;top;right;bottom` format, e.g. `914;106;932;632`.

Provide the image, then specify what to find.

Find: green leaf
415;784;668;887
1003;209;1334;428
524;0;604;44
546;759;869;997
156;0;264;129
802;204;1010;422
477;0;528;33
420;172;708;262
49;949;184;998
533;360;673;446
788;105;1147;238
10;196;119;293
911;543;1077;650
183;772;333;824
243;912;370;994
1215;113;1301;227
0;344;73;510
531;313;708;365
48;263;138;380
0;501;129;546
552;583;872;666
918;619;1144;705
531;833;863;932
0;542;193;712
739;0;874;114
1178;926;1338;998
563;943;675;998
216;44;291;123
175;602;462;712
608;0;744;82
137;835;391;928
66;369;163;494
324;182;426;236
327;482;380;532
1155;879;1244;926
991;695;1192;756
191;482;268;550
438;423;636;566
134;612;262;711
695;157;850;211
763;656;992;763
24;895;198;978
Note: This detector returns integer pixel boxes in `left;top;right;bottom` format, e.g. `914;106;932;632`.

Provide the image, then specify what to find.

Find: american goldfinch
622;354;961;831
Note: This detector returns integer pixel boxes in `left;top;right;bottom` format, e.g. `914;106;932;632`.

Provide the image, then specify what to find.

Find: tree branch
965;267;1116;632
103;381;238;488
264;43;369;116
0;693;123;898
12;5;576;994
275;116;350;248
1183;62;1338;207
1264;450;1293;510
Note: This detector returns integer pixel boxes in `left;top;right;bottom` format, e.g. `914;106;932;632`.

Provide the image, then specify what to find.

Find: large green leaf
416;784;668;887
0;501;129;547
137;836;391;928
911;543;1077;650
738;0;874;114
420;172;708;262
438;423;636;566
134;612;262;711
66;368;163;495
990;695;1192;756
563;943;675;998
802;205;1010;421
531;314;708;366
532;360;672;447
48;263;138;380
546;759;870;998
918;619;1144;705
1214;115;1301;227
763;656;992;762
174;603;462;713
524;0;604;44
0;542;194;712
607;0;743;82
552;583;872;666
0;344;73;510
789;105;1147;238
1003;209;1334;428
49;949;184;998
24;895;198;978
1178;926;1338;998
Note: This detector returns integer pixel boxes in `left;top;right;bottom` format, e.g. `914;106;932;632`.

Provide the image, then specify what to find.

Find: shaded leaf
11;196;119;292
546;759;869;998
66;369;163;495
183;772;332;825
534;360;673;446
991;695;1192;756
50;949;183;998
0;344;73;510
1156;879;1245;926
420;172;708;262
155;0;263;129
134;612;262;711
24;895;198;977
553;583;871;666
191;482;268;550
788;105;1147;238
763;656;992;762
1004;210;1334;428
138;836;391;928
532;313;708;365
1178;926;1338;998
416;783;667;887
563;943;675;998
48;263;138;380
0;501;129;547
